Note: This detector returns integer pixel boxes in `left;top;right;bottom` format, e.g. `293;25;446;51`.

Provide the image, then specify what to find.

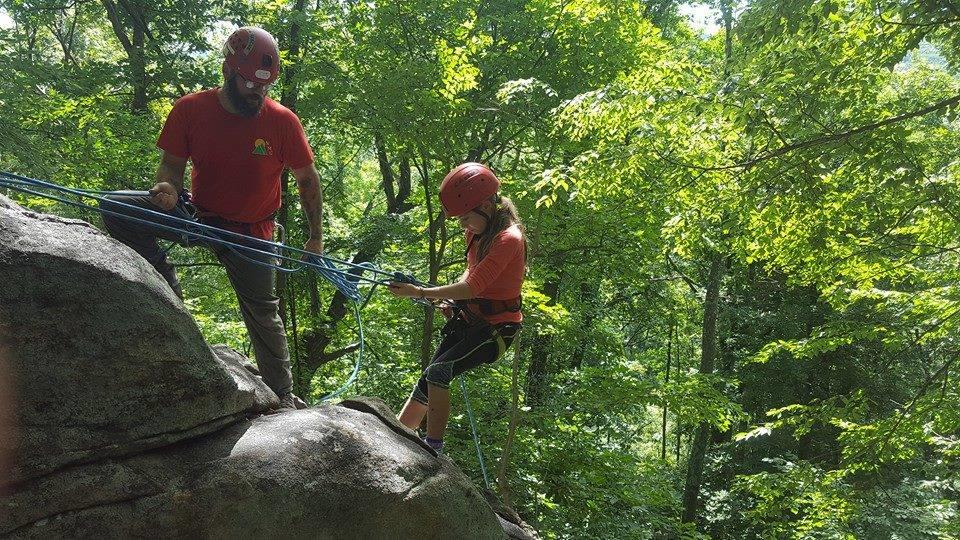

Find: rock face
0;196;276;481
3;407;502;538
0;195;521;538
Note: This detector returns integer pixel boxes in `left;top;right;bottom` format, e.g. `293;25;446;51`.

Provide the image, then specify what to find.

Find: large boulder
0;195;531;538
2;405;504;538
0;194;275;481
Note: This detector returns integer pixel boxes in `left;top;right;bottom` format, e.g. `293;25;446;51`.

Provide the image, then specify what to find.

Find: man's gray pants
100;191;292;396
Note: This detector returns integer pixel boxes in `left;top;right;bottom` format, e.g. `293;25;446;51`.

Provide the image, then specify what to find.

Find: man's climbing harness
0;171;436;401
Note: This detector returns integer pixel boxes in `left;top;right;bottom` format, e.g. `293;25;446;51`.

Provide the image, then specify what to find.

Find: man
102;26;321;410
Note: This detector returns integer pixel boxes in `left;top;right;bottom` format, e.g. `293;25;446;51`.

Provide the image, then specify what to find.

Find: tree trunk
525;278;559;407
275;0;309;315
130;22;147;113
419;158;448;369
100;0;149;113
271;0;309;390
661;321;673;461
676;330;684;462
722;0;733;80
496;331;525;506
682;0;734;519
570;281;599;369
681;253;725;524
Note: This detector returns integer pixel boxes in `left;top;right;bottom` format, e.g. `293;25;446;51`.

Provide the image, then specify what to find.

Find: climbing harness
454;296;522;319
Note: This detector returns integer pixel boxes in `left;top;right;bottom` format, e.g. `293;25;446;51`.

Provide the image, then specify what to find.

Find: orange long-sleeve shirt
463;224;525;324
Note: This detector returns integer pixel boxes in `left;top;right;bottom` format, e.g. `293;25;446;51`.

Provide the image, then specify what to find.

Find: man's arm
291;164;323;254
150;152;188;211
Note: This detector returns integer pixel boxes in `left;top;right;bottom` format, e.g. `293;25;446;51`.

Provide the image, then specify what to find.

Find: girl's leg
398;318;466;430
417;322;521;446
398;398;428;430
426;383;451;440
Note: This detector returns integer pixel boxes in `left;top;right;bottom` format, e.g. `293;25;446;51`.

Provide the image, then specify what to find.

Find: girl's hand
388;282;422;298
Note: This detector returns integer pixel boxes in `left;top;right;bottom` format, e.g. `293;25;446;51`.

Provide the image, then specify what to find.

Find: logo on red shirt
253;138;274;156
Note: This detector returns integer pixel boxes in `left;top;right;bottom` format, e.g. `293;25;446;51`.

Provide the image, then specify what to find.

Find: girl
389;162;526;453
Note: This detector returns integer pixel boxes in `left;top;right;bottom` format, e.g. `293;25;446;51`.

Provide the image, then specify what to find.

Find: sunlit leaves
436;37;479;101
661;374;745;432
733;461;857;539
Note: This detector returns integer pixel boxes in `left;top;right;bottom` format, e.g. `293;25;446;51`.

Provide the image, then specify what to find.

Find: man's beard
225;73;264;117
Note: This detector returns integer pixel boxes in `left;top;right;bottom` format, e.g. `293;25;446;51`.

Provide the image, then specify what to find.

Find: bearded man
102;27;321;410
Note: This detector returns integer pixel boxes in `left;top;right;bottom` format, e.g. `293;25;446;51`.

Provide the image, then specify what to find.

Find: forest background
1;0;958;537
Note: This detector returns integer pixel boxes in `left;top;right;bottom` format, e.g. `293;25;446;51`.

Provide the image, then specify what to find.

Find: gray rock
3;407;505;539
339;396;437;456
0;196;274;481
499;515;538;540
211;344;278;412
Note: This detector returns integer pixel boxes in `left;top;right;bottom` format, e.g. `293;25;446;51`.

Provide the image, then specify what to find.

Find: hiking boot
277;392;296;410
277;392;308;411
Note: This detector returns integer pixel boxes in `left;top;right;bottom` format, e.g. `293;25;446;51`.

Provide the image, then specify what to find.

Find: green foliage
3;0;960;537
733;459;858;538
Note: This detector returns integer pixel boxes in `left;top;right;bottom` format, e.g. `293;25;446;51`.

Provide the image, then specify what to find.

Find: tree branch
100;0;133;54
667;253;701;294
681;93;960;171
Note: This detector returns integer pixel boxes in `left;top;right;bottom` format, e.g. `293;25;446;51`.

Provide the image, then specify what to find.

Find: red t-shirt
464;224;525;324
157;89;314;239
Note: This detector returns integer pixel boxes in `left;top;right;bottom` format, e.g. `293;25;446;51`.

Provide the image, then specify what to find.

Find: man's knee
240;297;283;328
99;193;150;237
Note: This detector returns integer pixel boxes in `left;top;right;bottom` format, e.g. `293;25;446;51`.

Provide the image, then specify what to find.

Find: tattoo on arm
297;169;323;240
157;154;187;191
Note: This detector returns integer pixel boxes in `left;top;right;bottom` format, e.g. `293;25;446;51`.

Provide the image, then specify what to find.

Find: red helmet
222;26;280;86
439;162;501;217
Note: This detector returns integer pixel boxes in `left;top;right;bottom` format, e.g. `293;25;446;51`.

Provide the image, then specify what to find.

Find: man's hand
149;181;179;211
303;236;323;255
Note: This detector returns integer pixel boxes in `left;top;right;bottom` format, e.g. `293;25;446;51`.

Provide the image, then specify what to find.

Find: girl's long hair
475;194;527;262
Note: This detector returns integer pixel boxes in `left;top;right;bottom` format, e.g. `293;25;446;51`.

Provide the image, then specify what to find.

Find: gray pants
100;191;292;396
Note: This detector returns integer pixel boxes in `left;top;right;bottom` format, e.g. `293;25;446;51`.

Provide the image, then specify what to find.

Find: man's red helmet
222;26;280;86
439;162;501;217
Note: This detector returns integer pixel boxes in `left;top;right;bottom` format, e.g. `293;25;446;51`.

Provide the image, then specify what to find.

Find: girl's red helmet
222;26;280;86
439;163;501;217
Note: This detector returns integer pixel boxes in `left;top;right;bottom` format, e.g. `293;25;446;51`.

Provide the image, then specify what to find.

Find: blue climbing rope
0;171;422;300
461;376;492;488
319;303;366;402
